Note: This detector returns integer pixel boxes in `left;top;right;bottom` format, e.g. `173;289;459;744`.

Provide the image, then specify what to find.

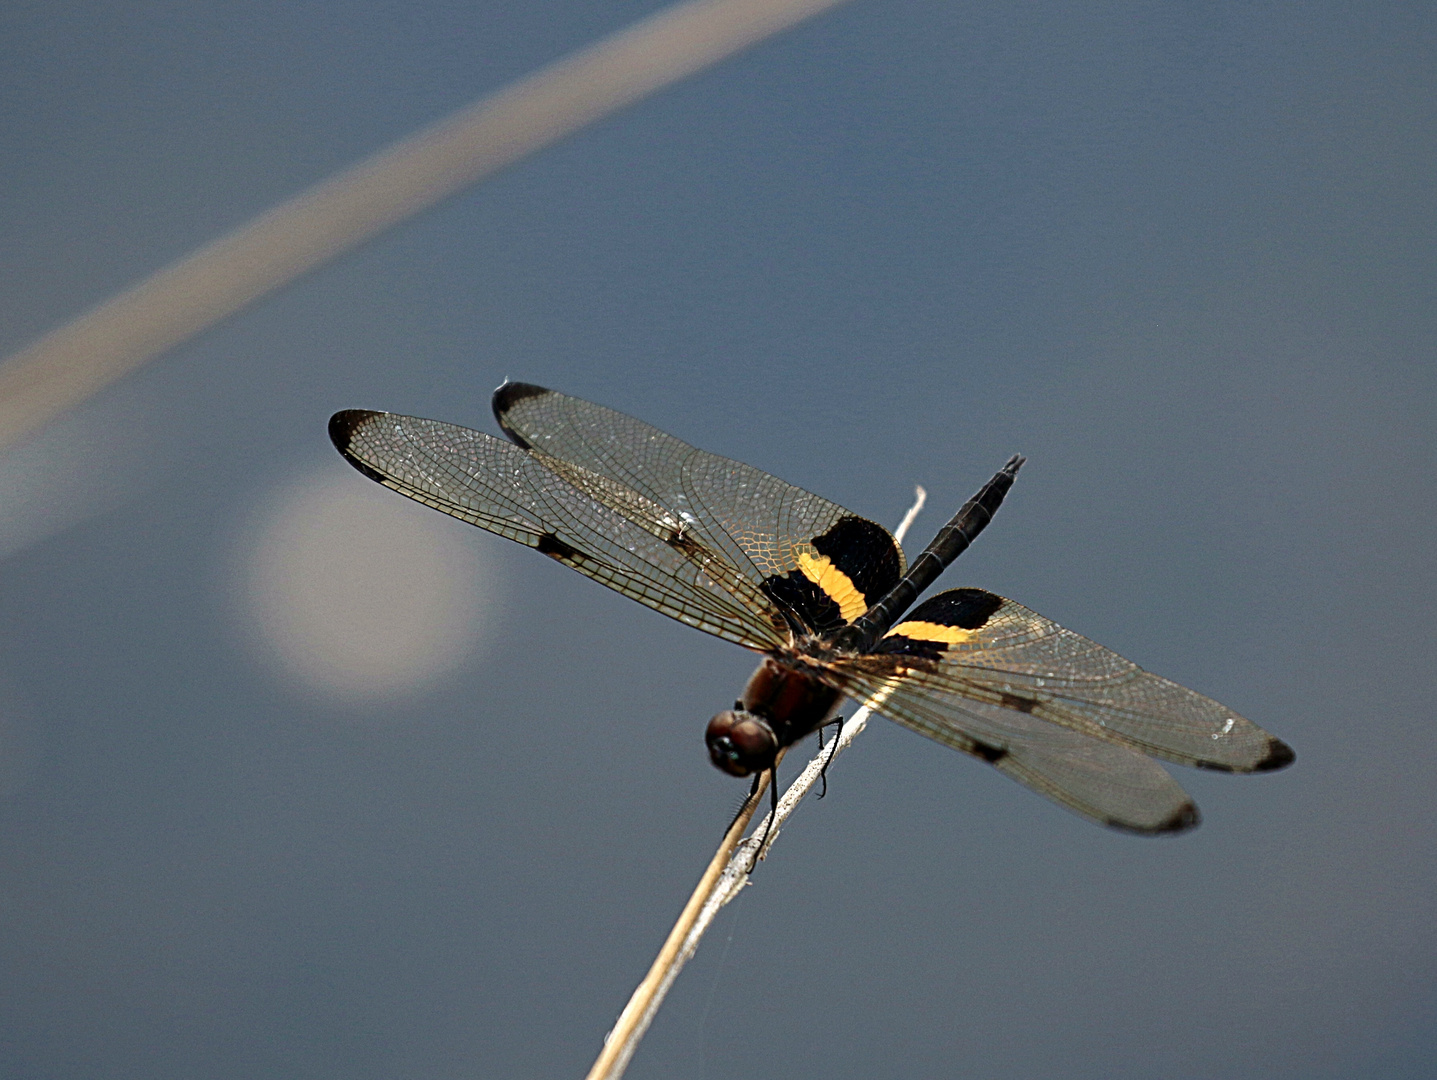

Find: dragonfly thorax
706;657;842;777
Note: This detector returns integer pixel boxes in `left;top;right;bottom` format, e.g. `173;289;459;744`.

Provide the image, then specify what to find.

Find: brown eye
705;711;778;777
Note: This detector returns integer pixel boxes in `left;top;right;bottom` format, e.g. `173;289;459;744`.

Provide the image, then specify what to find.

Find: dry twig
584;486;927;1080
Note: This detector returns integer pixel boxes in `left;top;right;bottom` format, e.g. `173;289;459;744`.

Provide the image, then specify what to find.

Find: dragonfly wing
330;410;789;651
491;382;907;637
826;661;1200;833
817;587;1292;832
868;588;1294;772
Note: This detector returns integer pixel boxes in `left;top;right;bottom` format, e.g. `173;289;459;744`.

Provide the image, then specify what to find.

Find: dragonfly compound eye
705;711;778;777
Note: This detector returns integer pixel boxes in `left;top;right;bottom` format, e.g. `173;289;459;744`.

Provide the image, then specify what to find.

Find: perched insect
330;383;1292;835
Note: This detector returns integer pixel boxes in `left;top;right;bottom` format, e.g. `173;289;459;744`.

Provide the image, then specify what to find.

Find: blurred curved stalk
0;0;853;452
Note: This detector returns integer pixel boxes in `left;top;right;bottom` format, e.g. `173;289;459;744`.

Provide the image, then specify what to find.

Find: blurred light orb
244;465;496;704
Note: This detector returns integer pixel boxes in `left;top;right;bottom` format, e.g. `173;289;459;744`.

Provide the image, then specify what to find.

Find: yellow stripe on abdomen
797;552;869;622
885;620;978;645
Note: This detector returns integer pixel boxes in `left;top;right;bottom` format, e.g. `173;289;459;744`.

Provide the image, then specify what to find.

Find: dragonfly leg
816;717;844;799
724;774;762;839
746;770;780;873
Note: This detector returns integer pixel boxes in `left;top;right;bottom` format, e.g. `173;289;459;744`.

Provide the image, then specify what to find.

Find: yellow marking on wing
797;552;868;622
885;620;979;645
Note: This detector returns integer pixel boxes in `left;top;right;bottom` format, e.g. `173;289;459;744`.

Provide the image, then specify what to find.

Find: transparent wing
816;587;1292;832
330;410;789;651
491;382;907;637
824;660;1200;833
867;588;1293;772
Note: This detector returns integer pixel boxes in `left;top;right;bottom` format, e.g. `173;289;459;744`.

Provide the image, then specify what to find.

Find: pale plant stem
583;486;927;1080
0;0;855;452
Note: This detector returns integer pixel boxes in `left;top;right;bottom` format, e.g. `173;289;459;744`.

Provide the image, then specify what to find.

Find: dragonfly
330;382;1293;835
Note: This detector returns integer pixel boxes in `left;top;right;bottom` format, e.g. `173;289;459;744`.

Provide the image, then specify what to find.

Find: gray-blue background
2;2;1433;1077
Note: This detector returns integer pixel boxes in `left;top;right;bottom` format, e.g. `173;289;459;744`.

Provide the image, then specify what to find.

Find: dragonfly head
705;710;778;777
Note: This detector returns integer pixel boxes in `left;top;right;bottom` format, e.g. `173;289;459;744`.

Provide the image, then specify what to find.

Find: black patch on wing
908;588;1004;629
536;532;580;562
761;573;843;635
871;588;1005;659
970;739;1008;763
873;634;946;660
812;516;903;604
491;381;550;449
760;515;903;636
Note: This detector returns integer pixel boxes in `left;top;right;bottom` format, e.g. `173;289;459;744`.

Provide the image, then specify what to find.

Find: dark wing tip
329;409;381;455
328;410;395;486
491;380;548;410
1161;800;1202;833
1003;454;1026;477
491;381;550;446
1253;738;1296;772
1111;800;1201;836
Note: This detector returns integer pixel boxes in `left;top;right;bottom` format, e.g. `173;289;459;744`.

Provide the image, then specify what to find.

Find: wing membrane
330;410;789;651
492;382;906;636
870;589;1292;772
829;663;1200;832
817;587;1292;831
